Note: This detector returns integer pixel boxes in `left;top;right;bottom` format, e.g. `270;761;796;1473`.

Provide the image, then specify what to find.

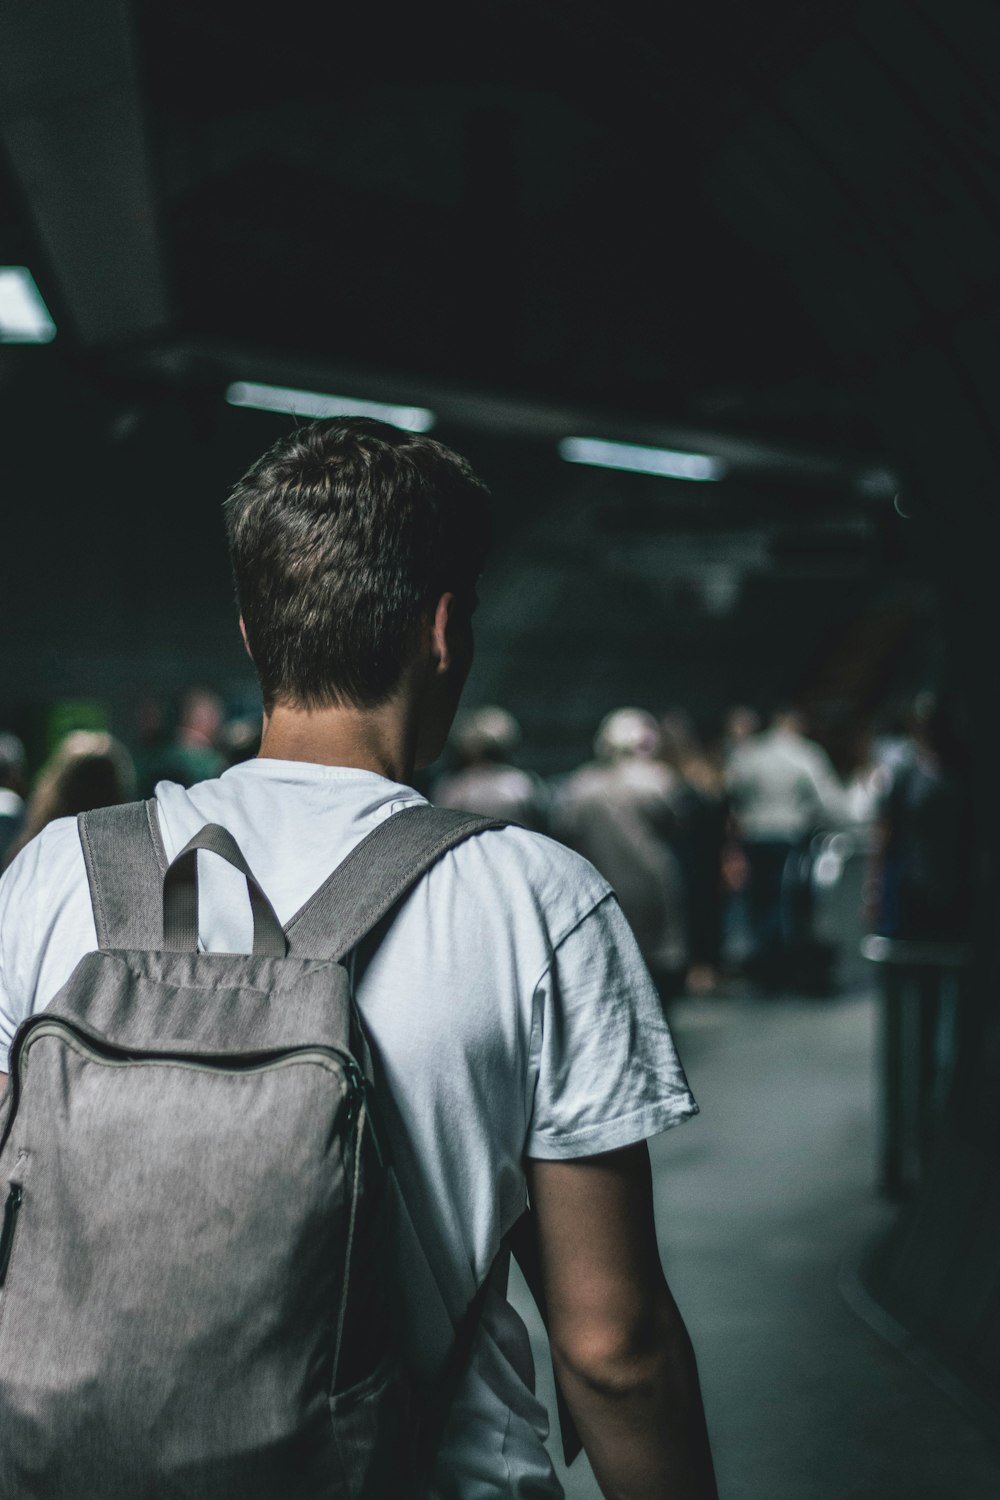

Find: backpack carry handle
162;825;287;957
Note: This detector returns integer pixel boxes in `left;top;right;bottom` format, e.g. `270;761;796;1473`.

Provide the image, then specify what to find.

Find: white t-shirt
726;727;847;842
0;759;698;1498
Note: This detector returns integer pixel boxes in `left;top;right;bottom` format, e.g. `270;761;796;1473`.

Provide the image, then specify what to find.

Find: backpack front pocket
0;1015;366;1500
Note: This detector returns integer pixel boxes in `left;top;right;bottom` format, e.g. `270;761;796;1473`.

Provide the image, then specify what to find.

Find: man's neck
257;699;419;784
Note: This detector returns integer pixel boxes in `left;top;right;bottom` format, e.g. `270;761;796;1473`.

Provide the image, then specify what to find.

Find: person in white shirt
553;708;689;1008
0;417;718;1500
725;705;846;991
432;703;549;829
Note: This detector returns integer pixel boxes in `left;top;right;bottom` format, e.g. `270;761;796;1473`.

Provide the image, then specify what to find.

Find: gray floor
509;988;1000;1500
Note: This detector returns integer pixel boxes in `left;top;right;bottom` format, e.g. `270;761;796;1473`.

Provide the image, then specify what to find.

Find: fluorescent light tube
226;381;435;433
559;436;726;482
0;267;57;343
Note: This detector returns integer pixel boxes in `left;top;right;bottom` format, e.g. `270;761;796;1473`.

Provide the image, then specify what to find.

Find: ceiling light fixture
225;380;435;432
0;267;57;343
558;436;727;482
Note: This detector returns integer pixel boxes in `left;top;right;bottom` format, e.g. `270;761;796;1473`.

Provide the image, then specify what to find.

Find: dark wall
702;0;1000;1401
0;349;256;762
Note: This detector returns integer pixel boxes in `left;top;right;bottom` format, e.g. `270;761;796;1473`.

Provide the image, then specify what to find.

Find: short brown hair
223;418;491;712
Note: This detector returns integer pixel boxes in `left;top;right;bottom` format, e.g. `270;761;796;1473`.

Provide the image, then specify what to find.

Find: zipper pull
343;1059;389;1170
0;1182;24;1286
343;1058;364;1121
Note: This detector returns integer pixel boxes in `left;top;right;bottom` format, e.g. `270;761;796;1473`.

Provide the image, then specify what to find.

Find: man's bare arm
527;1143;718;1500
0;1072;6;1092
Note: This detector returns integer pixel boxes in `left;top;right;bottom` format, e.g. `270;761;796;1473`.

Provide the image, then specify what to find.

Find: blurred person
709;708;761;976
725;705;847;991
131;688;227;792
433;704;548;828
0;733;27;865
659;711;730;997
0;418;716;1500
4;731;136;867
156;686;227;787
218;713;263;769
720;703;760;759
864;688;975;944
870;697;914;783
131;694;173;798
862;688;976;1195
842;722;886;830
554;707;689;1007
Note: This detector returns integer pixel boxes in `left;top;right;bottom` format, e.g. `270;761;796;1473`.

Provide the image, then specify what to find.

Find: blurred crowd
0;688;260;870
432;691;975;1005
1;683;975;1008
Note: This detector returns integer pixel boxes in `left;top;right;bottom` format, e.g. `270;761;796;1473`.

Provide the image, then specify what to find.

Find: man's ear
429;593;456;674
239;616;254;662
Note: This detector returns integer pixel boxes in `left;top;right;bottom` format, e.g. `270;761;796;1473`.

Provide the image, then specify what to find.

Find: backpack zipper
332;1104;367;1391
14;1014;361;1078
2;1016;383;1166
0;1183;24;1287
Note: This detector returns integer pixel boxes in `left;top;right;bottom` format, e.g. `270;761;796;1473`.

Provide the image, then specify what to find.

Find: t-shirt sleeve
524;892;698;1159
0;818;97;1074
0;840;39;1072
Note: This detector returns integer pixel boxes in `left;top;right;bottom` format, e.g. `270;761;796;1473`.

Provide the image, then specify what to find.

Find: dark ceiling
1;0;872;451
142;0;864;442
5;0;996;463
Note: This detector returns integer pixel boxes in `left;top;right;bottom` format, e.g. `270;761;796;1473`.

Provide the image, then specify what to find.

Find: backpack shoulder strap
286;802;583;1467
284;804;505;961
77;798;168;949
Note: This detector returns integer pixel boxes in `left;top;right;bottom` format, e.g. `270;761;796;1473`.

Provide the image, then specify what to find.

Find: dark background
3;0;1000;1443
1;0;958;775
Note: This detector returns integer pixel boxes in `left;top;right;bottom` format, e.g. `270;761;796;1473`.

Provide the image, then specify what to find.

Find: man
862;688;975;1196
554;708;689;1009
0;418;717;1499
725;705;846;991
433;703;549;829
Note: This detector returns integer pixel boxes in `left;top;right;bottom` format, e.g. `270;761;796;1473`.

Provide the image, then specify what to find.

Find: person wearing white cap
553;708;688;1007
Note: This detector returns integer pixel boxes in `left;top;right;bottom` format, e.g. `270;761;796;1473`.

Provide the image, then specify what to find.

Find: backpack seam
78;817;110;949
331;1105;367;1392
144;799;169;873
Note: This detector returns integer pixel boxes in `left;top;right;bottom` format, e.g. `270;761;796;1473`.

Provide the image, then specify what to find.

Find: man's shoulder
446;820;613;937
0;815;92;943
726;738;762;770
2;814;86;891
0;816;96;1039
470;819;606;875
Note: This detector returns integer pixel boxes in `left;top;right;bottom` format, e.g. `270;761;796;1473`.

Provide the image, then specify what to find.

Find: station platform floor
509;985;1000;1499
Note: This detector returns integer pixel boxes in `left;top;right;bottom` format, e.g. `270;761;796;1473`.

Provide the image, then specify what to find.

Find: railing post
861;935;971;1199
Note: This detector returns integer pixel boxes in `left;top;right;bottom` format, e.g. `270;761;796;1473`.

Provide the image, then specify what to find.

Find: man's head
223;418;491;732
593;708;661;764
771;705;804;736
452;705;522;767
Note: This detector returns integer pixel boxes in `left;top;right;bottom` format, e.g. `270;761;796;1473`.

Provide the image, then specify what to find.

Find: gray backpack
0;798;518;1499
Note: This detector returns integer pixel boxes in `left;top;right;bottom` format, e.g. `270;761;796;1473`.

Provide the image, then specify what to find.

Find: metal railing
862;932;972;1199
